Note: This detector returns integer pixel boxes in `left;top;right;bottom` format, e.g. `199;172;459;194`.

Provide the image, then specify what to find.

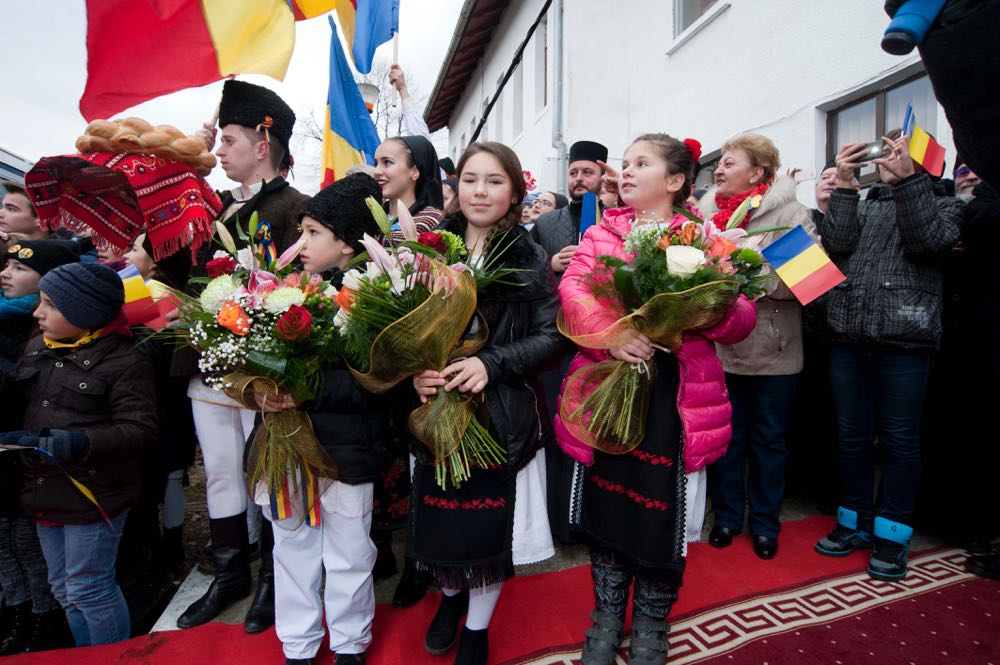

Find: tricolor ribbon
256;115;274;144
255;220;276;266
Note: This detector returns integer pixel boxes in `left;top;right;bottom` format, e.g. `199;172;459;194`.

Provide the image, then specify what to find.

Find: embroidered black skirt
570;351;687;586
407;461;517;590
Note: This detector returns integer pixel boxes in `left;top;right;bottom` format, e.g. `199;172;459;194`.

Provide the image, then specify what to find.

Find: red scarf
711;180;771;230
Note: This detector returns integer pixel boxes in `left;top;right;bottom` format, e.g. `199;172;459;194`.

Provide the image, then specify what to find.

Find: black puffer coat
436;217;569;473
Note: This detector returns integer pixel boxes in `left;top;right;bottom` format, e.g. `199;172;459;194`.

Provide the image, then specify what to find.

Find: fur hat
219;80;296;151
300;173;383;254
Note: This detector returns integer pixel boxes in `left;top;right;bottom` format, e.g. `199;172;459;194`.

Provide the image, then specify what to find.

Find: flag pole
391;32;399;107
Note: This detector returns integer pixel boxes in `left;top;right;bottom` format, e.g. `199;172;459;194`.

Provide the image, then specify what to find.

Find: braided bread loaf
75;117;217;175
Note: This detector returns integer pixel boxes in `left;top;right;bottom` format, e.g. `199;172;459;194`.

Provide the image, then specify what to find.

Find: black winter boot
425;590;469;655
177;513;252;629
244;524;275;633
372;530;397;581
0;602;33;655
453;626;488;665
628;575;676;665
581;548;631;665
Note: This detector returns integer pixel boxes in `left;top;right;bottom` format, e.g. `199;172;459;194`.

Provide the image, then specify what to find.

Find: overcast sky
2;1;464;194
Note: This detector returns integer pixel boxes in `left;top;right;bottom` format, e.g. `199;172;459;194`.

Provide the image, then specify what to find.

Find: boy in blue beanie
1;262;157;646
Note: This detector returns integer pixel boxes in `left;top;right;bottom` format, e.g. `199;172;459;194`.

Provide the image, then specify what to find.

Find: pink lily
275;235;307;271
360;233;398;275
396;202;419;242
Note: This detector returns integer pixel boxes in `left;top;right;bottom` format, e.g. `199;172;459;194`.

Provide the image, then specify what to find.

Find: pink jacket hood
554;207;757;472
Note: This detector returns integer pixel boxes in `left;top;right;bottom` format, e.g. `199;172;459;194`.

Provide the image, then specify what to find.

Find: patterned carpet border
505;547;973;665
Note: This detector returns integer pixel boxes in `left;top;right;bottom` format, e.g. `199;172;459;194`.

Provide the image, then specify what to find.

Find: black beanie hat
5;239;80;276
219;80;296;152
438;157;457;177
141;233;191;290
569;140;608;165
38;263;124;331
300;173;383;254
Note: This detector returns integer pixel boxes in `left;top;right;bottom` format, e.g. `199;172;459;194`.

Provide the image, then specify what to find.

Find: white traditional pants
683;468;708;556
266;481;376;659
189;378;260;542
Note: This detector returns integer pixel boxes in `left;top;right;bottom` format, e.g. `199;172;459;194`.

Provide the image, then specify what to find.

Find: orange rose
216;300;251;336
708;237;737;260
657;234;672;251
334;287;356;313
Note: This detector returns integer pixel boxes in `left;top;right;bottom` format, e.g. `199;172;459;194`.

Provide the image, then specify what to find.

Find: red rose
205;256;237;277
417;231;447;255
274;305;312;342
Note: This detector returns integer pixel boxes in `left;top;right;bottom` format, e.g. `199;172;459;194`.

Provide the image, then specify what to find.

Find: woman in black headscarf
373;135;444;243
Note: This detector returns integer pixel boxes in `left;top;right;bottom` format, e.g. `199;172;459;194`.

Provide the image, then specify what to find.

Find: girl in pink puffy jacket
556;134;756;665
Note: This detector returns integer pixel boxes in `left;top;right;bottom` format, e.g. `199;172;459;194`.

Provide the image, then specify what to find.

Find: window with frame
674;0;718;36
826;74;937;186
535;16;548;113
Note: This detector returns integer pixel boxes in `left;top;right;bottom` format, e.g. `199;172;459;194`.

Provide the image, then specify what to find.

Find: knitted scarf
711;180;771;230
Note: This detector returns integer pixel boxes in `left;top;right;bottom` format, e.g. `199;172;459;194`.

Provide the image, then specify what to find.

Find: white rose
665;245;706;277
236;247;255;270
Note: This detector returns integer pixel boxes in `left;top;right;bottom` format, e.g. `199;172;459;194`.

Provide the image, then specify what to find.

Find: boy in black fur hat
258;173;386;665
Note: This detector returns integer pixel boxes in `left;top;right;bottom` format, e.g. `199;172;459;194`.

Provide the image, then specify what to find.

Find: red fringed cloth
25;152;221;261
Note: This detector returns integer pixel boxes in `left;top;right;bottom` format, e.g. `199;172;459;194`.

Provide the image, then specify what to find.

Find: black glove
22;430;89;463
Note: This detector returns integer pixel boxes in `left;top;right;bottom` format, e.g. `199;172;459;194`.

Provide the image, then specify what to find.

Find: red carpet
10;516;997;664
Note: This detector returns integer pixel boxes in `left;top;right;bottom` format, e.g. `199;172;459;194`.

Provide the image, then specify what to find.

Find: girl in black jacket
412;143;565;665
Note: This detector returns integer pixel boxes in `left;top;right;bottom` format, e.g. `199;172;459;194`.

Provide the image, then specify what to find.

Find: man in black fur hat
531;140;608;278
177;80;309;634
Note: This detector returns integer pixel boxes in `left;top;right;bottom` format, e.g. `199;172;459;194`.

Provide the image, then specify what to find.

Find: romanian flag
579;192;601;239
334;0;400;74
761;226;845;306
80;0;336;120
118;265;177;330
902;104;946;177
320;16;382;187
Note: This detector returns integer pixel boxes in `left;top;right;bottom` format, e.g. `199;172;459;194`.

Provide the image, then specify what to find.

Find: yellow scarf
43;328;104;350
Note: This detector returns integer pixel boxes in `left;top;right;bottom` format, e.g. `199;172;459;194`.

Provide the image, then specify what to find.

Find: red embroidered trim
423;495;507;510
629;449;674;467
589;474;670;511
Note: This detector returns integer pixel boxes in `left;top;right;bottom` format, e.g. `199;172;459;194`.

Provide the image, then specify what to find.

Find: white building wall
445;0;957;207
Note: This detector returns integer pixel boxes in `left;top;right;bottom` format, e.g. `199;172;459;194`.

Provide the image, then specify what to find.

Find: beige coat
699;176;817;376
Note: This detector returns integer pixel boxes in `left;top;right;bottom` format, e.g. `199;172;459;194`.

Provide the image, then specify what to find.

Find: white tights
442;584;503;631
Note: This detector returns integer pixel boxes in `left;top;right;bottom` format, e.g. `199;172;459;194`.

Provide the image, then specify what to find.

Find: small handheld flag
761;226;845;305
579;192;600;240
118;265;178;330
901;104;946;177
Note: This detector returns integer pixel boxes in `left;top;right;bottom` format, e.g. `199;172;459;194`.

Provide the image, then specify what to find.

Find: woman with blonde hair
700;133;817;560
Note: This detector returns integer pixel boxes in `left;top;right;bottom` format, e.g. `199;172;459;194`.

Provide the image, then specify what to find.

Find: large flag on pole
321;16;382;187
902;104;946;177
334;0;400;74
80;0;336;121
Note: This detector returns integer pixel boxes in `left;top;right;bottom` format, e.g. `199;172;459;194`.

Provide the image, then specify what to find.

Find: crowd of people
0;66;996;665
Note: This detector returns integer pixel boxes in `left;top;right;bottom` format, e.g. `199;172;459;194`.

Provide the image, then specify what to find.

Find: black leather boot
177;513;252;629
581;548;631;665
0;602;33;655
244;523;275;633
424;590;469;655
628;575;676;665
392;556;428;608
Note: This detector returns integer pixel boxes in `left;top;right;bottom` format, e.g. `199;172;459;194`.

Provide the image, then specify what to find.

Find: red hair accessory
683;138;702;163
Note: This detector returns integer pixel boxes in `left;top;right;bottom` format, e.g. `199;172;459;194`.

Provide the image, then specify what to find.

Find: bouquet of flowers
169;212;340;522
333;200;518;488
559;200;777;454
